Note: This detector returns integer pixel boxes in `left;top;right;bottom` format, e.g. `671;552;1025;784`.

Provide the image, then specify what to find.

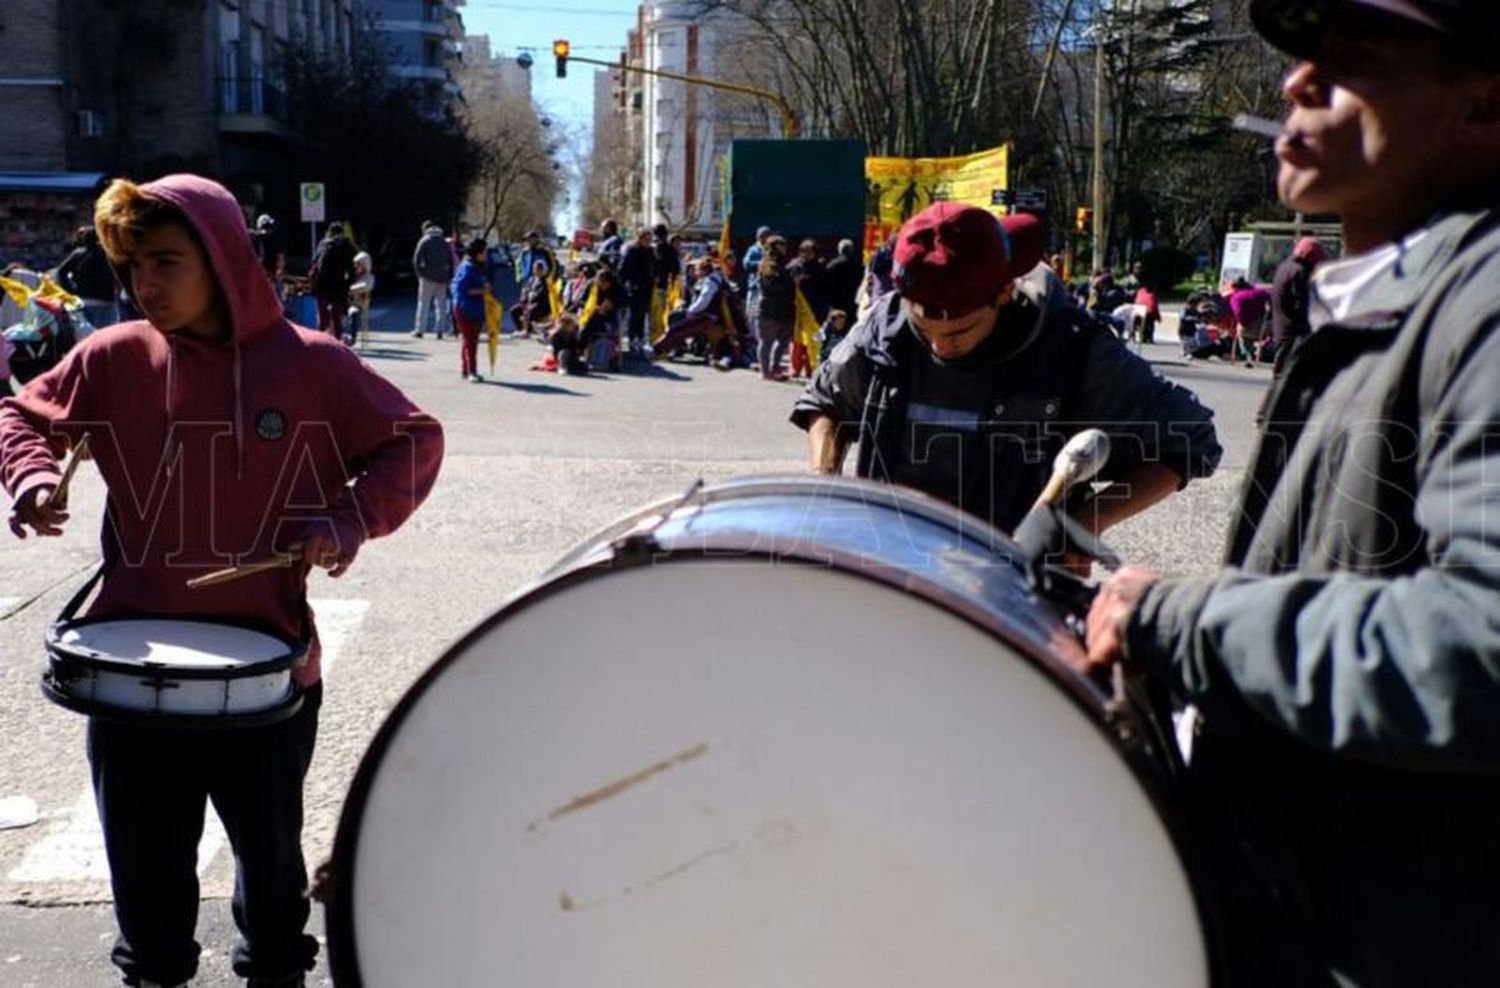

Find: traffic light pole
564;53;800;140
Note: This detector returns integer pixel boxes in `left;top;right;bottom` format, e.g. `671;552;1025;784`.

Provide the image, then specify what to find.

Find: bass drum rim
326;475;1224;987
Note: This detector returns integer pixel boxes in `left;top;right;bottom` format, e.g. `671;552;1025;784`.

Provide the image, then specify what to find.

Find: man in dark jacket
619;229;654;356
823;238;863;318
310;223;355;336
1085;3;1500;983
1268;236;1328;355
786;239;828;320
411;222;455;339
55;226;117;328
791;203;1221;536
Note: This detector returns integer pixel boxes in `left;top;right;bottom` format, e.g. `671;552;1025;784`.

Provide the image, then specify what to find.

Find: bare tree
681;0;1284;263
459;84;560;240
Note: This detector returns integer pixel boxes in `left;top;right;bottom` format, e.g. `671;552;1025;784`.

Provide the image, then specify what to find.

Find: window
249;27;265;113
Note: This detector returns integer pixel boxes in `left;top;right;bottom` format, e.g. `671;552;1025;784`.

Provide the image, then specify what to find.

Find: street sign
1013;188;1048;211
300;182;326;223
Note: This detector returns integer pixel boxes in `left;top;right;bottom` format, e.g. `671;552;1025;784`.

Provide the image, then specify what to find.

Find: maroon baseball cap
894;204;1045;320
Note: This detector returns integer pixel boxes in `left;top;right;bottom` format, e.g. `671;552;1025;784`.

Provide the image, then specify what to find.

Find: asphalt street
0;297;1270;987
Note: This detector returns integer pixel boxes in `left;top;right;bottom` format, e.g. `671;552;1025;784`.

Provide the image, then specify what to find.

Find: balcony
216;76;297;137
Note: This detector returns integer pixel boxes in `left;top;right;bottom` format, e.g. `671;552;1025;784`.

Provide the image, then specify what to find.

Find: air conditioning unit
76;110;104;138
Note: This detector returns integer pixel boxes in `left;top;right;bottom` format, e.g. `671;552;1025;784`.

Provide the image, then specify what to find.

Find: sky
460;0;641;228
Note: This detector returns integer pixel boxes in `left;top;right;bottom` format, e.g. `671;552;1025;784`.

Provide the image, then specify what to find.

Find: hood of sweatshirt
123;174;286;346
117;175;296;477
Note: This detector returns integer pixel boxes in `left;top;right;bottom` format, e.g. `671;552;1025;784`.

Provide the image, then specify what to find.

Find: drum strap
55;564;106;625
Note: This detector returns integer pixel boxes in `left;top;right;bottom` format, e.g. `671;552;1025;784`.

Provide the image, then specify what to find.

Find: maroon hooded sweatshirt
0;174;444;685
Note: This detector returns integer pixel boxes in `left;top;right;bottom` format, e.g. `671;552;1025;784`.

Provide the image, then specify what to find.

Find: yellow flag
483;293;501;372
666;274;683;313
579;282;600;328
36;276;81;306
794;287;822;370
0;276;31;308
650;287;668;344
546;275;564;327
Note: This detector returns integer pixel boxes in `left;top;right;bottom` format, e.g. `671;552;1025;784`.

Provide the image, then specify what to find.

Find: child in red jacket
0;175;444;988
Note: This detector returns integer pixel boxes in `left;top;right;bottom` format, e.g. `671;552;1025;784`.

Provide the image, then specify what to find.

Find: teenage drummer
0;175;444;988
792;202;1221;536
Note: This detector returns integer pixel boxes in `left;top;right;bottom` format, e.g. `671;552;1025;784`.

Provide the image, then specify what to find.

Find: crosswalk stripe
6;599;368;887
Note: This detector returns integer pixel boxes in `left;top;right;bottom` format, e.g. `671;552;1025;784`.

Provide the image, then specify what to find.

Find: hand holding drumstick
186;532;358;589
8;433;90;539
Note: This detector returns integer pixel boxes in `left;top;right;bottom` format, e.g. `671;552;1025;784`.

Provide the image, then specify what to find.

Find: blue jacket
449;259;487;322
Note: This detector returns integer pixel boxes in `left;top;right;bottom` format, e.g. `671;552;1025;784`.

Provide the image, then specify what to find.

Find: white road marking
6;599;368;886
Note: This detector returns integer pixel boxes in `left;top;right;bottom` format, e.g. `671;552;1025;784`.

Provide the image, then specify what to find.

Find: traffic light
1075;207;1093;234
553;39;570;78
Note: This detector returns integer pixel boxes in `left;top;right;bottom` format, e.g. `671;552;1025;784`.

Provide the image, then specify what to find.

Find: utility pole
1092;29;1107;274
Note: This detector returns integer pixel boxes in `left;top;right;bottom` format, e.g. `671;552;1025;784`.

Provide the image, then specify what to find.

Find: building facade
614;1;782;237
0;0;357;268
364;0;466;118
460;34;532;105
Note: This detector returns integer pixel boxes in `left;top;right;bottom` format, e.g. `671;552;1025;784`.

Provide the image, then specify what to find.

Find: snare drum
329;477;1219;986
45;609;305;727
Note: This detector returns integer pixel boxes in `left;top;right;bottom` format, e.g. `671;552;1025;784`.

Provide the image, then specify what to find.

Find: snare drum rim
327;487;1225;985
38;673;306;729
45;612;308;681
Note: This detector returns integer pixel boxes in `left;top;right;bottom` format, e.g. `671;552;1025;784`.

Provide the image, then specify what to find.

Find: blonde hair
94;178;190;265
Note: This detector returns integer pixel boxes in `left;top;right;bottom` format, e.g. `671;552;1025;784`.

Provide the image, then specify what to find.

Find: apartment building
0;0;357;267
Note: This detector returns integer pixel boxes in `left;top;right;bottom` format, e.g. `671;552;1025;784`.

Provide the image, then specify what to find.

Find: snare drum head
335;556;1209;985
58;619;292;669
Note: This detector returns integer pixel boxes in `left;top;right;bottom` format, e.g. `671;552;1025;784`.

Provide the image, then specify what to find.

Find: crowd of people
384;218;905;385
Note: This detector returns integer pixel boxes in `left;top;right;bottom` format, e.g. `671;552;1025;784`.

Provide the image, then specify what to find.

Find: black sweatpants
88;684;322;986
626;290;652;344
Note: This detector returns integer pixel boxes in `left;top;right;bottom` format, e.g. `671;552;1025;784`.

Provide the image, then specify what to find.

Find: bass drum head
332;558;1208;986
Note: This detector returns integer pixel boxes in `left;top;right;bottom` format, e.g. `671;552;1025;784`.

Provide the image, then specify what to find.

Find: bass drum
328;477;1217;987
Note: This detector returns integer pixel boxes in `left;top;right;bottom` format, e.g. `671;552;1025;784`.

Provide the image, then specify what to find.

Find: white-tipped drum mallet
1031;428;1112;512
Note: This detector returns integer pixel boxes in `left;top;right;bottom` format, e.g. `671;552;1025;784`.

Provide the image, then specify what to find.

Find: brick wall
0;192;95;274
0;0;67;171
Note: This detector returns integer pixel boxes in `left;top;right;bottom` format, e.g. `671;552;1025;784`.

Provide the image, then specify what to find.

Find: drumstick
50;433;91;511
186;549;303;589
1031;429;1112;512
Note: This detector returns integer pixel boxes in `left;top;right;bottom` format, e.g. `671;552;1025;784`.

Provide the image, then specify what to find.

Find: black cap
1252;0;1500;63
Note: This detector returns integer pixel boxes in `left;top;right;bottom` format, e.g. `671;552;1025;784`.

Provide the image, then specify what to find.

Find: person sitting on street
508;260;553;338
819;308;851;358
1228;275;1274;364
653;258;741;367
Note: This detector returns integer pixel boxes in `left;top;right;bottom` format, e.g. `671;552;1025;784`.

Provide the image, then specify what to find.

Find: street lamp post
1092;30;1107;274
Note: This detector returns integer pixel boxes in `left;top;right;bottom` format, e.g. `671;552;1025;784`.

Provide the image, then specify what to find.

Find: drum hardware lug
1102;666;1155;751
610;478;706;563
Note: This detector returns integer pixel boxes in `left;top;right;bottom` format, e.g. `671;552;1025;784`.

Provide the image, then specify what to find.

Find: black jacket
824;252;864;317
756;267;796;322
57;244;116;302
619;243;653;296
791;266;1221;533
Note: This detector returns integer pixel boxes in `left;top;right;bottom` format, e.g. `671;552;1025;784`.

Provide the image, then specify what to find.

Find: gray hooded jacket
1128;203;1500;984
